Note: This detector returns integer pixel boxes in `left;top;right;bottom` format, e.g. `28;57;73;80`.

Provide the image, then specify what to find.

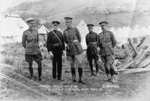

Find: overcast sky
0;0;40;12
0;0;139;13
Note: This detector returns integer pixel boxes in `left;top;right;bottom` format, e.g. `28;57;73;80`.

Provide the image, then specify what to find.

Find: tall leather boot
29;63;33;79
38;62;42;81
110;66;116;83
88;60;94;75
78;67;85;84
71;68;76;82
89;62;94;75
95;61;99;76
105;66;111;81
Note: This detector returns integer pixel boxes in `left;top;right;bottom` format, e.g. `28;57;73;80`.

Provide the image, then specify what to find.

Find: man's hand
62;50;65;56
66;45;69;50
97;47;100;52
23;45;26;49
49;51;53;59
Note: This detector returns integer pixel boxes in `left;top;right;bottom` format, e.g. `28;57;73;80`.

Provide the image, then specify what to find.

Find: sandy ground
0;43;150;101
1;64;150;101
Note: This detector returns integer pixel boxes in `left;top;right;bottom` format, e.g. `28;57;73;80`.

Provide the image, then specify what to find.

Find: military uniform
63;26;84;81
47;29;65;80
63;27;82;56
22;28;42;80
63;17;85;83
98;30;116;79
86;31;99;75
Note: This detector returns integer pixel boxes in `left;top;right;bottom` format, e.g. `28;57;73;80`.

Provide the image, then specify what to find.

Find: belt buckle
74;40;78;42
53;43;59;46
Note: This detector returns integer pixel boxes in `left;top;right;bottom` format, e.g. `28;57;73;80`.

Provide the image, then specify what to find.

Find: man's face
53;23;59;30
100;24;107;31
88;26;93;32
28;20;36;30
65;20;72;27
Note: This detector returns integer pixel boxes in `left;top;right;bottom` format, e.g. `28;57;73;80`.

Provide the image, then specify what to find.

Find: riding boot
29;63;33;79
110;66;116;83
78;67;85;84
71;68;76;82
38;62;42;81
105;66;111;81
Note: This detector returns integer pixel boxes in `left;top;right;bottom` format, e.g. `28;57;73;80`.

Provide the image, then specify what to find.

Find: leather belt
52;43;61;46
102;42;112;47
89;42;97;45
73;40;78;42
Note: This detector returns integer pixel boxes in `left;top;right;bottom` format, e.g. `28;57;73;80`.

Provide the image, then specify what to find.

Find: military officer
63;17;85;84
86;24;99;76
47;21;65;80
22;18;42;81
98;21;116;82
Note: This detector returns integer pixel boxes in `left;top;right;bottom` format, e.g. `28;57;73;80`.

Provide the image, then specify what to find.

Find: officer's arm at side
22;31;26;48
85;35;89;46
60;32;65;50
97;33;102;49
96;34;99;47
46;33;51;52
63;31;69;45
110;32;117;47
76;28;81;43
37;33;39;44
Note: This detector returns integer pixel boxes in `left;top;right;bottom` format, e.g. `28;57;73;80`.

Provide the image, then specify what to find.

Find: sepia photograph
0;0;150;101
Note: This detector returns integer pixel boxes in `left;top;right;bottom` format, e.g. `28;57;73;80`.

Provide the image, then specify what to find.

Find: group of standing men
22;17;116;84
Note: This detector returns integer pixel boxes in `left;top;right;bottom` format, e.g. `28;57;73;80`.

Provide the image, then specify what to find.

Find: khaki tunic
86;31;99;55
63;27;82;56
22;29;41;55
47;30;65;54
98;31;116;56
98;31;116;68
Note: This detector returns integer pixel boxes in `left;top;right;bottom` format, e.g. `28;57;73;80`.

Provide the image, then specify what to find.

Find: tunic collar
89;31;93;34
28;28;34;32
102;30;108;34
53;30;58;33
67;26;72;30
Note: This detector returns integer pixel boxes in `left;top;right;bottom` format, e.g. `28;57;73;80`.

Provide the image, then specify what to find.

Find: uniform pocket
74;42;83;54
26;42;34;48
36;46;41;53
25;47;33;53
108;44;114;54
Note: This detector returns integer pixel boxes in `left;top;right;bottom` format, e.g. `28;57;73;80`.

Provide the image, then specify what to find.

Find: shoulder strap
65;28;78;41
28;30;38;41
87;33;90;38
28;30;32;35
65;30;72;41
27;30;35;41
52;31;62;44
65;30;68;35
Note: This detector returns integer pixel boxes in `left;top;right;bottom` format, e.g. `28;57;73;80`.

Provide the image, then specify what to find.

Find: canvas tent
116;27;130;44
38;25;49;34
93;26;102;34
0;16;28;44
109;27;117;35
50;28;63;33
38;25;49;41
77;20;88;50
128;25;150;38
37;25;49;48
128;26;150;46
